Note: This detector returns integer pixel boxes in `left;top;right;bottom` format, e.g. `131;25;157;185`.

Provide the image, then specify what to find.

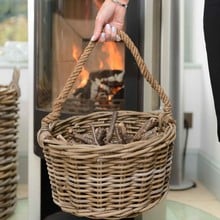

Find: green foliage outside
0;0;27;45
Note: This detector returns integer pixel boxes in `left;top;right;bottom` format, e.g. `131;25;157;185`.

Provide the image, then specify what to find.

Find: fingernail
106;24;111;30
112;26;116;33
100;32;106;42
91;35;96;41
116;35;121;42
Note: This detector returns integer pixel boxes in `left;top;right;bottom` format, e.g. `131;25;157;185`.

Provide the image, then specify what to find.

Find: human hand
91;0;128;42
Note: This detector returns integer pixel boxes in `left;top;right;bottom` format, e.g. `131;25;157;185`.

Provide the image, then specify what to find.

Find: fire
76;68;89;88
72;41;124;90
72;45;89;88
72;45;81;62
100;42;124;70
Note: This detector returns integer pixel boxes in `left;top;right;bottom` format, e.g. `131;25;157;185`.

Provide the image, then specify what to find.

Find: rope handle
41;30;173;127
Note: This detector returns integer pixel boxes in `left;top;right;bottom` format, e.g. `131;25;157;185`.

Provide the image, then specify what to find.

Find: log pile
56;112;161;145
73;69;124;100
63;70;125;113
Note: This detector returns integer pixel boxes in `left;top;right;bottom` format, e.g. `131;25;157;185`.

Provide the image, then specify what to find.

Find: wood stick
105;111;118;143
133;118;158;141
72;133;95;145
115;122;127;144
90;124;100;145
95;127;107;146
56;134;68;142
141;127;158;140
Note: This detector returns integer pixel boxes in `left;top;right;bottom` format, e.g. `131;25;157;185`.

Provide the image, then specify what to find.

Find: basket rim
39;110;176;152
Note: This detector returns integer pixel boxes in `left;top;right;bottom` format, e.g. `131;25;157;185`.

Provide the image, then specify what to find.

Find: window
0;0;28;67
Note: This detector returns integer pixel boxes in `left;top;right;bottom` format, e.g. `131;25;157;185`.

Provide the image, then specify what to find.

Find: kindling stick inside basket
38;30;176;220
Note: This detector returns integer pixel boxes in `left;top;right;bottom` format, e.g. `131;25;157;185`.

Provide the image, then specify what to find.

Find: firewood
105;111;118;143
95;127;107;146
141;127;158;140
65;127;77;143
115;122;127;144
63;113;160;145
133;118;158;141
90;124;100;145
67;127;74;134
56;134;68;142
72;133;96;145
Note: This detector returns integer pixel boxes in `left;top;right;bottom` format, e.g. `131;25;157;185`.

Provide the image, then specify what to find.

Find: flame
77;68;89;88
72;45;81;62
72;41;124;91
99;60;104;69
100;42;123;70
72;45;89;88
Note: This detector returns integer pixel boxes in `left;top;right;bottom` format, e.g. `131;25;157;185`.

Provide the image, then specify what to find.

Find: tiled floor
167;181;220;219
7;184;28;220
6;181;220;220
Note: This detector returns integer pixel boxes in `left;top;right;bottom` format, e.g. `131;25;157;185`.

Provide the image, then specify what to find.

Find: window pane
0;0;28;66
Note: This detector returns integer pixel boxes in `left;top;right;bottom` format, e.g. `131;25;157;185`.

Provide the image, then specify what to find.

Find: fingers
91;24;121;42
104;24;112;41
91;19;103;42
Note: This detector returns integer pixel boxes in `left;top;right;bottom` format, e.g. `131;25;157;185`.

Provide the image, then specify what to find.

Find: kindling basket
0;69;20;220
38;30;176;220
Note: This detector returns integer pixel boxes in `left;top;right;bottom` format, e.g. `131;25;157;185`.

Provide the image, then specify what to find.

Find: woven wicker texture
0;69;20;220
38;30;176;219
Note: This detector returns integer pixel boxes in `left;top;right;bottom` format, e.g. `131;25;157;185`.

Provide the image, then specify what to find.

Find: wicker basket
0;69;20;220
38;30;176;220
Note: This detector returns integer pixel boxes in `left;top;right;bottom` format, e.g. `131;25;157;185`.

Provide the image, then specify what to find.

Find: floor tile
7;199;28;220
6;182;220;220
166;200;220;220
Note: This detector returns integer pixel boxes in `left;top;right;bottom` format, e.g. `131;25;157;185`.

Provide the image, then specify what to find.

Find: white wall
184;0;220;197
184;0;220;159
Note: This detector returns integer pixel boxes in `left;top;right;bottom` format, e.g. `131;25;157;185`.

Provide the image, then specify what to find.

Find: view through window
0;0;28;66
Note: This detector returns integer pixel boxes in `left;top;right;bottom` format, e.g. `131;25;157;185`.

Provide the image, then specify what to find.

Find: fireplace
34;0;145;219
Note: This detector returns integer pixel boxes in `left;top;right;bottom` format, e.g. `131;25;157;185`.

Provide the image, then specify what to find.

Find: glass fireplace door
36;0;127;115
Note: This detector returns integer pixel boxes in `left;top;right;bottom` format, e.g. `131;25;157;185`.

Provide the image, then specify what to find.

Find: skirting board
198;151;220;200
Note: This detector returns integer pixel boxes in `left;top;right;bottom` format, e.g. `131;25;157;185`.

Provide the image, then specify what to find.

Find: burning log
72;70;125;110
